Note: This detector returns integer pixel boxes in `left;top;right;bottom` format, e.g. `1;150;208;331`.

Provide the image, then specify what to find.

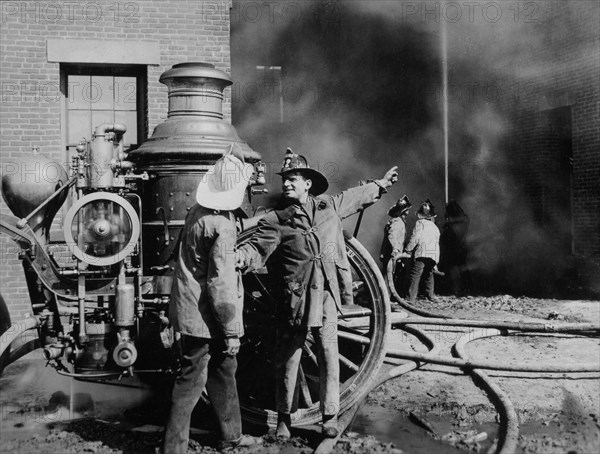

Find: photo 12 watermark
426;80;539;106
201;1;339;25
1;159;67;185
394;1;541;24
2;80;138;105
1;1;140;24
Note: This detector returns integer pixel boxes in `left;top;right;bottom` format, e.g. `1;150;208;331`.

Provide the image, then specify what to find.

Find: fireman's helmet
416;199;437;219
196;153;254;211
276;148;329;196
388;195;412;217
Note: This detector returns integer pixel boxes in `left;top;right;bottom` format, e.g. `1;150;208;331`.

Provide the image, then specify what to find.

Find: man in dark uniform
237;149;398;439
439;199;471;295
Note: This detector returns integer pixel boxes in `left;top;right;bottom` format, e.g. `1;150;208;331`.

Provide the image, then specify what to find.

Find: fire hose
341;258;600;454
454;329;519;454
313;260;600;454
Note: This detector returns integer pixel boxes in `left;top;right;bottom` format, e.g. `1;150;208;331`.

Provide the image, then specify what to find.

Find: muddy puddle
349;402;575;454
0;355;155;441
350;403;484;453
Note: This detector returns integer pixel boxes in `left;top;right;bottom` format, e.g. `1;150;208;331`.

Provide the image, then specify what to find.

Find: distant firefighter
380;195;412;266
380;195;412;303
439;199;471;296
404;199;441;304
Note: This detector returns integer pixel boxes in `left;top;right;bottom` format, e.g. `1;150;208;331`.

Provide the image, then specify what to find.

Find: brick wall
515;1;599;258
504;1;600;293
0;0;233;321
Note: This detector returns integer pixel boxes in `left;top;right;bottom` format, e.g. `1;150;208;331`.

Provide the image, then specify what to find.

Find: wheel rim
237;228;390;426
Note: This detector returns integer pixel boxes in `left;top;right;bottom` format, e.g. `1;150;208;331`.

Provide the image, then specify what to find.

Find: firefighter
404;199;441;304
439;199;472;296
379;195;412;306
237;149;398;439
162;153;261;453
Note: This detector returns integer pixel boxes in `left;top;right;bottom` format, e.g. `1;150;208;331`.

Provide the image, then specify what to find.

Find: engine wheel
236;228;390;426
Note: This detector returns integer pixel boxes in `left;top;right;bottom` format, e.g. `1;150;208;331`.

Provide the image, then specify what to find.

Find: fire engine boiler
0;62;264;377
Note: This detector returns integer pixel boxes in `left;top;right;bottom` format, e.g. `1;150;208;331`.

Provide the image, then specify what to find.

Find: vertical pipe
78;274;87;343
441;10;449;204
118;262;125;286
275;67;284;123
134;193;143;333
115;262;134;345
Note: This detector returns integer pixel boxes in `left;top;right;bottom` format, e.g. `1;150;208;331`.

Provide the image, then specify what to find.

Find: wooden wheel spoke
302;343;319;367
338;306;372;319
338;323;370;336
297;365;314;406
339;353;360;372
337;330;371;345
339;318;371;330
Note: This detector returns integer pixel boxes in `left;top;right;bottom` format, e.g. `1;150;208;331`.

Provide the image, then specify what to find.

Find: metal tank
128;63;261;290
1;147;69;241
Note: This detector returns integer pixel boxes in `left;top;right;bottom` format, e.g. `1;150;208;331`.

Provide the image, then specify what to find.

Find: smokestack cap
159;62;233;88
129;62;260;165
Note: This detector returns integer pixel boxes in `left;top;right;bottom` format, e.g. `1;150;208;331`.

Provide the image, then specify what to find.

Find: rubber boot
276;413;291;439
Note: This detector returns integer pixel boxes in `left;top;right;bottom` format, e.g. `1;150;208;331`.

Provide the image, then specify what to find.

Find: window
61;64;147;154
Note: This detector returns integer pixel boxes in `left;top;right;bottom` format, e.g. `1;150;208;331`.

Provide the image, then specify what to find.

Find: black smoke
231;0;600;297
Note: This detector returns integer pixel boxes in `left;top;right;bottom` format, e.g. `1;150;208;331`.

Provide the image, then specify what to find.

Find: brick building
1;0;234;320
503;0;600;295
1;1;599;322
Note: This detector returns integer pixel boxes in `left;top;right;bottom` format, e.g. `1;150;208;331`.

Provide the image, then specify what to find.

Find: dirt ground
1;295;599;454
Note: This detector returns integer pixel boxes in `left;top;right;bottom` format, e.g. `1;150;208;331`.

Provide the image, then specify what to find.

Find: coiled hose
315;260;600;454
454;329;519;454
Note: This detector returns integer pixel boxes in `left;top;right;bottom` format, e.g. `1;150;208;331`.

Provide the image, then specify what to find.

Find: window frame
57;64;148;236
60;63;148;154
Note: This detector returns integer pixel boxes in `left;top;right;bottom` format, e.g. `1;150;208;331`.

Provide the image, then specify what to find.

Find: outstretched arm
329;166;399;219
375;166;399;190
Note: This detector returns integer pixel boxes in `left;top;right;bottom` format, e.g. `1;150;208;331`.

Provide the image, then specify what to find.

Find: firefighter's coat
239;182;384;327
